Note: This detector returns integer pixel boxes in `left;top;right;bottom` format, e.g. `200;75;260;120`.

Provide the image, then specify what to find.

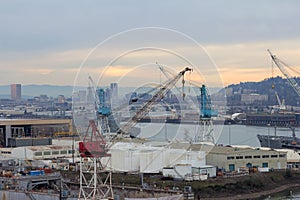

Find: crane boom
267;49;300;98
118;67;192;135
157;64;217;119
88;75;100;106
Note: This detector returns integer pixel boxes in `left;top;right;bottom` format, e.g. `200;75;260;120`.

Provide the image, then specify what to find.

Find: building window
262;155;270;158
44;151;51;155
60;150;67;155
1;151;11;154
52;151;59;155
253;155;261;159
279;154;286;158
229;164;235;171
236;156;243;159
245;156;252;159
34;152;42;156
227;156;234;160
262;162;268;168
68;150;75;154
271;155;278;158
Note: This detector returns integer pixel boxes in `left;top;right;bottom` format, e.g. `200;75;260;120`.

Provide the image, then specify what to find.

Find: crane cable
278;58;300;76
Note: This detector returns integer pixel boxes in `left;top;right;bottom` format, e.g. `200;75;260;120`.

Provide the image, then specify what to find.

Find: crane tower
78;120;113;200
157;63;216;143
193;85;216;143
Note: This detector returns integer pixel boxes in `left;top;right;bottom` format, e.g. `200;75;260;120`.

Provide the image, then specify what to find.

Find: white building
0;145;76;160
241;93;268;104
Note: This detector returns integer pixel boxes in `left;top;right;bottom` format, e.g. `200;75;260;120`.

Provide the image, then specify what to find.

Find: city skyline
1;1;300;88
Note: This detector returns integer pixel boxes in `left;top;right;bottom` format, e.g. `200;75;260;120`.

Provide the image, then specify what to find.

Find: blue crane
200;84;218;119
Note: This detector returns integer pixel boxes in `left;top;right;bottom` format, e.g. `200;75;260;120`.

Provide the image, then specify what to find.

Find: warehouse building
0;119;72;147
206;145;287;171
0;145;76;160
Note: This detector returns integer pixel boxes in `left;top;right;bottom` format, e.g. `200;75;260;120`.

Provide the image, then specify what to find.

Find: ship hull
257;134;300;150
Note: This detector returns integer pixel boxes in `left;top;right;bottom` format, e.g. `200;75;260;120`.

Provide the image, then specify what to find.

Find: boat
257;127;300;150
245;112;298;127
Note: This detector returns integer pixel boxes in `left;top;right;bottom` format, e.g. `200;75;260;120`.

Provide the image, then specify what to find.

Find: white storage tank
164;148;187;167
109;142;143;172
139;148;164;173
178;150;206;168
110;148;140;172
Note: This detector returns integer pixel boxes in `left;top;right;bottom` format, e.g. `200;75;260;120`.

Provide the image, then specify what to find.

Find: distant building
57;95;65;103
110;83;118;106
225;87;233;97
86;86;94;104
11;84;21;101
241;93;268;105
110;83;118;100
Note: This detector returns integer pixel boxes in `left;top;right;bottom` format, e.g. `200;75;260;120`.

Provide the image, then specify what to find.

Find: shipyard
1;55;300;200
2;1;300;200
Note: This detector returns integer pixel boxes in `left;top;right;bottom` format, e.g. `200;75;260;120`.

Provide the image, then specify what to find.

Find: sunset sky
1;1;300;88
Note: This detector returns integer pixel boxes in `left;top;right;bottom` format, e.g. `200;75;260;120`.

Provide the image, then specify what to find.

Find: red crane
79;120;110;158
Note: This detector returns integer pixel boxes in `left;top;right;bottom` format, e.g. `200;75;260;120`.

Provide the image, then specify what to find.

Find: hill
225;76;300;106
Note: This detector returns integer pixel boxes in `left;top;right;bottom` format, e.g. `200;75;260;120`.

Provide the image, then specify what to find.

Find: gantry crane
268;49;300;98
157;63;217;143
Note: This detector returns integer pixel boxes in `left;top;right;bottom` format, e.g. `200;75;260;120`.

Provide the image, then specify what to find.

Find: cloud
205;39;300;86
2;38;300;88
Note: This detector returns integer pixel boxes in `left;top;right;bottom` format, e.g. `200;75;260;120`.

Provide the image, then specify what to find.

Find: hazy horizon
1;1;300;88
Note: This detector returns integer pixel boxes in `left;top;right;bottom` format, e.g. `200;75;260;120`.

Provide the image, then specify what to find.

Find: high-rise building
110;83;118;100
86;86;94;104
11;84;21;101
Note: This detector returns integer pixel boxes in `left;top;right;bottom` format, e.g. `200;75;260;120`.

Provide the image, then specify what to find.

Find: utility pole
228;122;231;146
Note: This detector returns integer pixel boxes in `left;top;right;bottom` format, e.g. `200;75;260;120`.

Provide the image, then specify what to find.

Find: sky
1;0;300;88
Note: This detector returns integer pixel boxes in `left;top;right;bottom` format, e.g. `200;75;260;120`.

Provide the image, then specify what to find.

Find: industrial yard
2;2;300;199
1;64;300;199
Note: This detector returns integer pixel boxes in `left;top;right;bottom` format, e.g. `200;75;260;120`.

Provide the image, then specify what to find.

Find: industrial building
0;145;76;160
206;145;287;171
276;149;300;169
0;119;72;147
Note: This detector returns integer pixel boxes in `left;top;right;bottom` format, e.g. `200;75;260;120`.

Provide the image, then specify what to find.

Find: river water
136;123;300;147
